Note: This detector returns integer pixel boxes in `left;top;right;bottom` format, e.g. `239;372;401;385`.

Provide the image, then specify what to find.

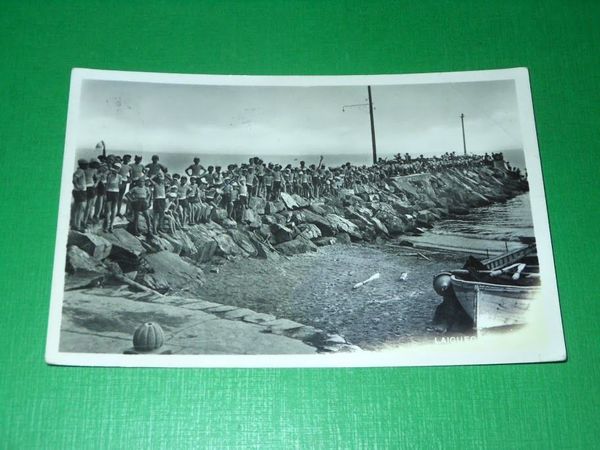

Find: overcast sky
77;78;522;157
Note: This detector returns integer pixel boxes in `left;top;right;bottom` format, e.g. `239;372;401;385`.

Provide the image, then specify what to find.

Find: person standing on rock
117;155;132;218
164;189;180;234
187;177;200;225
126;178;153;236
273;165;283;199
72;158;89;231
130;155;145;182
83;158;99;226
263;164;274;200
311;157;324;198
282;166;292;194
92;160;108;224
149;172;167;234
245;167;256;197
145;154;167;178
185;157;205;178
203;166;215;186
237;176;248;221
103;163;124;233
221;177;235;220
177;176;191;229
255;160;265;197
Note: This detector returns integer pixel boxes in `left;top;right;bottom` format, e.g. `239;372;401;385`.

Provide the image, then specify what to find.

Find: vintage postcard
45;68;566;367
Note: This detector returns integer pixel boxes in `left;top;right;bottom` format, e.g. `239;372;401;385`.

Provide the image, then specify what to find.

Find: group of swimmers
71;151;493;236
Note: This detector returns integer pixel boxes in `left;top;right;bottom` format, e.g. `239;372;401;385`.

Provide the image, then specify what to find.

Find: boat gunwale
450;275;541;293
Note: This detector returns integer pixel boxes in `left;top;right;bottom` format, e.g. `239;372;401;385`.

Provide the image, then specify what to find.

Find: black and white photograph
46;68;565;367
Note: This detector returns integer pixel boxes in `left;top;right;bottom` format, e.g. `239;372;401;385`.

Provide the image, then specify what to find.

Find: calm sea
76;148;527;173
430;193;534;242
408;192;535;255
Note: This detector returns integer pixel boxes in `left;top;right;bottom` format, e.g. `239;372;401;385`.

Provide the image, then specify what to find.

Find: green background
1;1;598;448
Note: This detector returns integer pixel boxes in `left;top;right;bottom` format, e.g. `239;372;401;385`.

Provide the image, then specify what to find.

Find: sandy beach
199;242;466;350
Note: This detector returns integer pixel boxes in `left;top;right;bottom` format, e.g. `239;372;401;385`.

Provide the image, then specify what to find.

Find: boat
433;243;541;330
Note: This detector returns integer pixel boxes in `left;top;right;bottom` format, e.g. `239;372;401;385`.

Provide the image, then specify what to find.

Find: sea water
75;148;527;173
409;193;535;255
431;193;534;242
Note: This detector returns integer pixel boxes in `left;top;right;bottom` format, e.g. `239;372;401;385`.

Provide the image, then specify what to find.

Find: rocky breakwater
64;165;526;350
65;165;527;291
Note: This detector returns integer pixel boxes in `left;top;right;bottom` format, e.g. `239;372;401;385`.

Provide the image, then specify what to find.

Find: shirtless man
149;172;167;234
72;159;88;231
185;157;205;178
145;155;167;178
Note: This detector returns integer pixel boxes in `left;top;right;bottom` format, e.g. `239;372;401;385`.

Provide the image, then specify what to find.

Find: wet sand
200;243;465;350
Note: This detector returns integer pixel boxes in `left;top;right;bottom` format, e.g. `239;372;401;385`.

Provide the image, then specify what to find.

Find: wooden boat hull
450;275;541;329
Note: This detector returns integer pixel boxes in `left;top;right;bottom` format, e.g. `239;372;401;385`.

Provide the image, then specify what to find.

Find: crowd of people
70;147;502;236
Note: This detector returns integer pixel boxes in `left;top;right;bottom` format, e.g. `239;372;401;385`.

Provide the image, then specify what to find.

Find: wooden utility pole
460;113;467;155
368;86;377;164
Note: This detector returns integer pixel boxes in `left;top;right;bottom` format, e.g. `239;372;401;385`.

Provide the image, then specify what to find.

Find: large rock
280;192;299;209
375;211;407;235
291;194;310;208
214;232;244;257
265;200;285;214
416;210;435;226
297;223;322;240
221;218;238;229
344;207;372;230
228;229;258;257
211;208;228;224
275;237;317;256
326;214;362;240
301;210;336;236
248;235;280;260
66;245;108;275
65;245;108;290
314;237;337;247
187;225;219;263
370;216;389;235
241;208;261;228
271;223;294;244
68;231;112;260
262;214;278;226
336;232;352;244
100;228;145;271
140;235;176;253
309;203;328;216
248;196;266;214
389;198;414;214
140;251;205;295
163;229;198;257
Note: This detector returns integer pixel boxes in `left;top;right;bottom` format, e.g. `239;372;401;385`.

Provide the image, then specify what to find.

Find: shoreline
62;164;531;353
199;242;469;350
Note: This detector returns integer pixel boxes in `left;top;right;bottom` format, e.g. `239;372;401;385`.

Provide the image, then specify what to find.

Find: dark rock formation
68;231;112;260
275;237;318;256
65;165;528;296
139;251;205;295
